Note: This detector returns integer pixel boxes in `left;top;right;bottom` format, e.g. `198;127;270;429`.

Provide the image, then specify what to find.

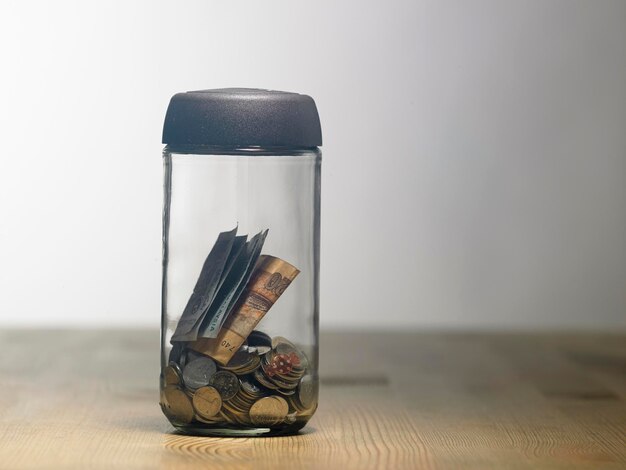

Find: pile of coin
220;376;267;424
254;336;307;394
160;331;316;429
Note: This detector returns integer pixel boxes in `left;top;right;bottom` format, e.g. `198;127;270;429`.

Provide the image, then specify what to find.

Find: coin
186;349;206;363
195;414;222;424
258;350;303;390
182;357;217;390
209;371;240;401
221;350;261;375
223;405;249;425
297;374;315;409
164;363;183;386
163;385;194;424
271;396;289;415
254;369;280;390
240;376;264;396
192;386;222;419
265;353;294;376
244;345;271;355
271;336;297;350
249;396;289;426
272;336;308;367
223;349;254;368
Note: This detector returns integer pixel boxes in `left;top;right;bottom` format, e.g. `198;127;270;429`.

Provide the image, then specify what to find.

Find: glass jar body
160;145;321;436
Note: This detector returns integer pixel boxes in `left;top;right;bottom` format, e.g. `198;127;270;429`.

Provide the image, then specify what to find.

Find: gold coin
164;363;182;386
195;413;222;424
192;386;222;419
249;396;289;426
163;385;194;424
270;396;289;415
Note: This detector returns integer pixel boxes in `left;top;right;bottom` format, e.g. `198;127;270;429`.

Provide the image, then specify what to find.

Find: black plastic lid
162;88;322;147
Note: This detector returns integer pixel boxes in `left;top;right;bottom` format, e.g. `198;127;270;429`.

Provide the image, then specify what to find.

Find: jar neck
163;144;320;157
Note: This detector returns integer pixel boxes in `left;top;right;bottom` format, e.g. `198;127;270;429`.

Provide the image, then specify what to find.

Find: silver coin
297;374;315;408
186;349;206;363
244;345;272;356
253;369;279;390
209;371;240;401
240;376;263;395
182;357;217;391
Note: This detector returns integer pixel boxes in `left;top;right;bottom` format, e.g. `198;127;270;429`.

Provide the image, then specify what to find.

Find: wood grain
0;330;624;469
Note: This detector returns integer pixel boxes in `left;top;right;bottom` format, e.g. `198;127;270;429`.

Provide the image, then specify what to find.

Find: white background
1;1;624;330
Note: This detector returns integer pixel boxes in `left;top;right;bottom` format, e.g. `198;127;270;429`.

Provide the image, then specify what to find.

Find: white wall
1;1;625;329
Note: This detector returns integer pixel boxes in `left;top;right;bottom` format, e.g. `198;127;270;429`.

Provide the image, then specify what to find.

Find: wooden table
1;330;624;469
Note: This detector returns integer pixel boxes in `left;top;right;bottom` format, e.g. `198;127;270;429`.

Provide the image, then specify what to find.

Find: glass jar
159;89;322;436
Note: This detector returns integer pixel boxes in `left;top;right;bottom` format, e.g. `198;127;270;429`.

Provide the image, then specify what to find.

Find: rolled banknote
170;227;238;342
199;230;268;339
189;255;300;365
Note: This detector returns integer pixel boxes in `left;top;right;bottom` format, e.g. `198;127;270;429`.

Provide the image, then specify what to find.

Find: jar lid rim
162;88;323;147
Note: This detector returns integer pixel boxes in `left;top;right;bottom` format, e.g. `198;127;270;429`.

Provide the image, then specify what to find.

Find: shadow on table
166;425;317;438
114;412;316;439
